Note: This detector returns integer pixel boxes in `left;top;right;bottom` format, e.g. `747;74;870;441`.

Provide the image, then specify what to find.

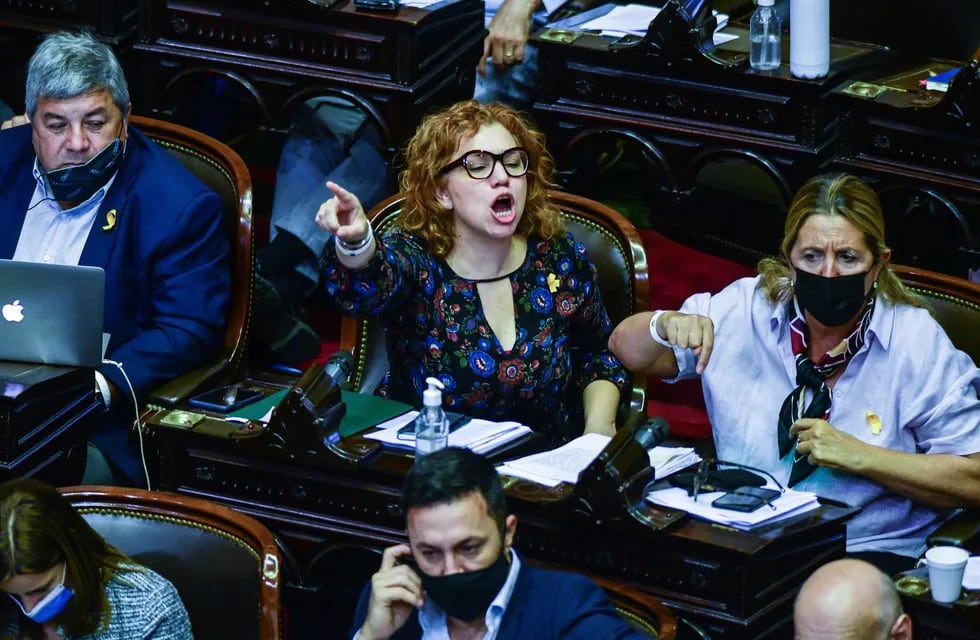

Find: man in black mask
0;31;230;487
349;447;651;639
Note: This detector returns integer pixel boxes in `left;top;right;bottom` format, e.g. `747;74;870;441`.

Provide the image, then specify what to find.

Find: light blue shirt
417;550;522;640
12;158;117;265
483;0;563;26
668;275;980;558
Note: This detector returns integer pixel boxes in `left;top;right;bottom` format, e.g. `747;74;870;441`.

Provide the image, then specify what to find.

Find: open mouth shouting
491;194;517;224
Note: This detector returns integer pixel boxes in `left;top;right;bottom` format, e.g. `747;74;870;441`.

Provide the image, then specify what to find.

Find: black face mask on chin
43;137;126;204
793;268;872;327
419;550;510;622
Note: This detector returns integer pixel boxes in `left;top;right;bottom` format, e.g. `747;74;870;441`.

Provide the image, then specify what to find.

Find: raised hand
315;180;371;246
357;544;424;640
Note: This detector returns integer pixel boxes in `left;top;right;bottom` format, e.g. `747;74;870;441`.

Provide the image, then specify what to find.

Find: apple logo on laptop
2;300;24;323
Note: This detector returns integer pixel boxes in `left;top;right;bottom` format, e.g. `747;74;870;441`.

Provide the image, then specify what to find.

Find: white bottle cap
423;377;444;407
758;0;774;6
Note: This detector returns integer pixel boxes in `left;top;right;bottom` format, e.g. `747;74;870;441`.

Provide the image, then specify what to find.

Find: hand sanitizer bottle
415;377;448;457
749;0;781;71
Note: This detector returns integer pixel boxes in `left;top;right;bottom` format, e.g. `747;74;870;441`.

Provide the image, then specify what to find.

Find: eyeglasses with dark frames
438;147;529;180
691;458;786;504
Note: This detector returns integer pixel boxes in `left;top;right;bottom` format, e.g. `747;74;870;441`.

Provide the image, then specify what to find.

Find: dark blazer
0;124;230;481
349;563;653;639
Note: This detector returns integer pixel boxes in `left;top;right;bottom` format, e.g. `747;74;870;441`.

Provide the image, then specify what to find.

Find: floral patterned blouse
322;229;629;442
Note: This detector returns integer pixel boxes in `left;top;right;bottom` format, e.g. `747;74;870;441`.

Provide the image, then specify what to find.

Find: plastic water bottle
790;0;830;79
415;377;448;457
749;0;781;71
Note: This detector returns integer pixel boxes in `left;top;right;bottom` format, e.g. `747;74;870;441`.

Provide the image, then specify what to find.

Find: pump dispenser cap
423;377;444;407
757;0;774;5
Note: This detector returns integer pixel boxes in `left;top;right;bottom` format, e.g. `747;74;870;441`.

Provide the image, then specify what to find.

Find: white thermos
789;0;830;79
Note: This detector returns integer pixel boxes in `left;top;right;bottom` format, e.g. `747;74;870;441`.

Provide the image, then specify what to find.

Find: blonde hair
758;173;924;308
396;100;563;258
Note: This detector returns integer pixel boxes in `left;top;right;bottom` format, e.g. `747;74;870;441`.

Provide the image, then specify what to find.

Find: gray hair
25;31;130;118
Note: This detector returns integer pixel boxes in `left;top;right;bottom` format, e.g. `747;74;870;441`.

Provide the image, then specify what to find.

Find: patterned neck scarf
777;293;876;486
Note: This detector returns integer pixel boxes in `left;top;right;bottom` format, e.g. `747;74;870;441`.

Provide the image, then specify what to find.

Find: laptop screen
0;260;105;368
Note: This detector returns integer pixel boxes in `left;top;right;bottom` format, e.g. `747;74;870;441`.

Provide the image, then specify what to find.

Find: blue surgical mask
9;564;74;623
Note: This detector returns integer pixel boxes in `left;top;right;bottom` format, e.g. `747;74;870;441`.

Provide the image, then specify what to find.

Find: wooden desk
831;55;980;277
531;21;891;265
0;2;139;129
0;366;104;486
894;566;980;640
145;404;855;639
132;0;483;147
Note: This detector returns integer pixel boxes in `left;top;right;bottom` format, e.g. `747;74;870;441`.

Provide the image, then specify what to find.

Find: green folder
229;389;412;437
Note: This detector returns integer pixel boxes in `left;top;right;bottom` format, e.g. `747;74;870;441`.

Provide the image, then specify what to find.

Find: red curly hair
396;100;563;258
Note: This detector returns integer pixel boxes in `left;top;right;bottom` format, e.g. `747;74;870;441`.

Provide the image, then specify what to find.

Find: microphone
574;416;671;525
633;416;669;451
269;350;354;452
323;350;354;389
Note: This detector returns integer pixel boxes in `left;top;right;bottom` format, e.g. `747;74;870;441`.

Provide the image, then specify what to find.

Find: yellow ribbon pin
865;410;882;436
102;209;116;231
547;273;560;293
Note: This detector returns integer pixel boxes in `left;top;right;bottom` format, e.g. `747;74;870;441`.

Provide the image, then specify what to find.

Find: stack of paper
365;412;533;455
497;433;701;488
649;445;701;479
645;485;821;530
576;4;735;45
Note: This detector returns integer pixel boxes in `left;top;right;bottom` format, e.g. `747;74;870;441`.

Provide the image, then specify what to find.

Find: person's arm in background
0;99;22;129
0;114;28;129
478;0;543;76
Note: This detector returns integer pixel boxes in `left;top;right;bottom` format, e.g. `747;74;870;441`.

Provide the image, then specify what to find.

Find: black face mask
420;550;510;622
44;137;125;204
794;268;871;327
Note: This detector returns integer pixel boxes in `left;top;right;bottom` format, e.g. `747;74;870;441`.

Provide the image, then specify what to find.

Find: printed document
498;433;700;487
576;4;736;44
365;413;532;455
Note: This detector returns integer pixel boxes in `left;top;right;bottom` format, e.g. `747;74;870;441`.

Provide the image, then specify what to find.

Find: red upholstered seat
639;228;754;439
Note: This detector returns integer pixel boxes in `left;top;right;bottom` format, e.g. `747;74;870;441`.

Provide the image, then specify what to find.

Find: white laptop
0;260;105;368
